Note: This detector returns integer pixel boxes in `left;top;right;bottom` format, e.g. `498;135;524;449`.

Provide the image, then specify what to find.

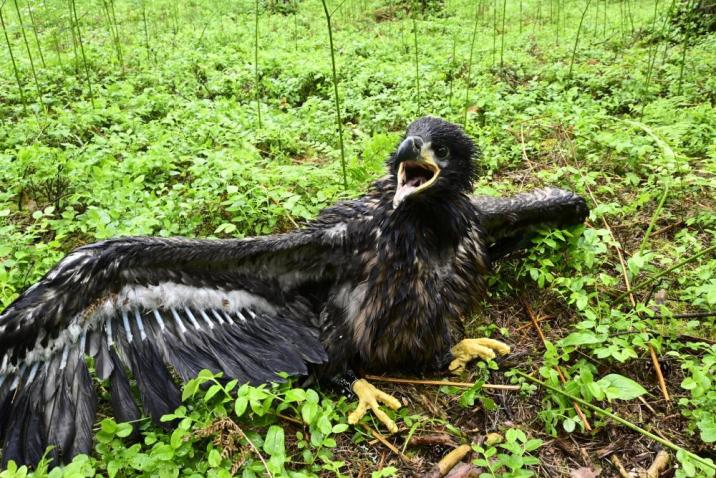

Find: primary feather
0;117;588;466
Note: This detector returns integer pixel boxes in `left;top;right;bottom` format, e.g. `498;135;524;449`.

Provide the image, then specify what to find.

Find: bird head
390;116;477;208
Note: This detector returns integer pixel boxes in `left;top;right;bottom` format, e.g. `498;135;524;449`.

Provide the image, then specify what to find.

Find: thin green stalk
108;0;123;69
519;0;522;34
677;4;692;95
492;0;497;66
42;0;63;69
615;244;716;304
0;3;28;113
463;1;480;127
13;0;44;109
499;0;506;68
69;0;94;107
638;183;669;255
448;32;456;108
568;0;591;78
602;0;609;38
67;0;78;72
515;370;716;471
25;0;45;67
101;0;121;68
254;0;261;129
320;0;347;191
641;0;661;112
555;0;560;45
412;3;420;116
141;0;151;63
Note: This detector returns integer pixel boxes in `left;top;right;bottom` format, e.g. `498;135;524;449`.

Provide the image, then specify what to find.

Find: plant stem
0;3;28;113
320;0;347;191
42;0;63;69
514;370;716;472
69;0;94;107
615;244;716;304
25;0;45;67
463;1;480;128
254;0;261;129
568;0;592;78
499;0;506;68
677;3;692;95
13;0;44;110
492;0;497;66
141;0;151;63
412;3;420;116
638;183;669;255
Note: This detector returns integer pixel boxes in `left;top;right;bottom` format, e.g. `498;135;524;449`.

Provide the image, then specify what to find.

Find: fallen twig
521;297;592;431
515;370;716;473
361;424;412;463
364;374;520;391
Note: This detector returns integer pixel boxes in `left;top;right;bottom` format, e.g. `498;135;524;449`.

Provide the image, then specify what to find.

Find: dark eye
435;146;450;159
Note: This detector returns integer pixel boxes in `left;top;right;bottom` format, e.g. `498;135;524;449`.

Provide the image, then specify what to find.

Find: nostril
411;136;424;152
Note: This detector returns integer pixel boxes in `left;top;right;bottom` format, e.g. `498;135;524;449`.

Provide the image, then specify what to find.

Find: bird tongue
406;176;427;187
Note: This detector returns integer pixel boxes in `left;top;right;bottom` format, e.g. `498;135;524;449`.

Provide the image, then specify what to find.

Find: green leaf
597;374;648;401
559;332;605;347
235;397;248;417
208;448;222;467
263;425;285;457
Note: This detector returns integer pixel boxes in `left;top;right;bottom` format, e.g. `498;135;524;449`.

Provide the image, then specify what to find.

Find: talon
449;338;511;375
348;379;401;433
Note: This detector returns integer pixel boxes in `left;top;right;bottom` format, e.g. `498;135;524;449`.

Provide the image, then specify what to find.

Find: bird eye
435;146;450;159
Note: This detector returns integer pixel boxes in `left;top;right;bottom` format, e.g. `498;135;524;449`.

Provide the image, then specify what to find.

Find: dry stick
360;424;411;463
580;182;670;402
515;370;716;472
649;219;683;238
521;298;592;431
636;184;671;401
235;424;273;478
0;3;28;113
364;374;520;391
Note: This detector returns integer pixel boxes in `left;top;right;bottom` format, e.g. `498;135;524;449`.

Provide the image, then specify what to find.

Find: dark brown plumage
0;117;588;466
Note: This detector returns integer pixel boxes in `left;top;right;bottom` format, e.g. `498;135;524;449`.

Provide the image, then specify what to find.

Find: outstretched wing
472;188;589;260
0;204;363;466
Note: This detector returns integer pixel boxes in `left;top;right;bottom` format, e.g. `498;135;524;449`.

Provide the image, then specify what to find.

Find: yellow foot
449;338;511;374
347;379;401;433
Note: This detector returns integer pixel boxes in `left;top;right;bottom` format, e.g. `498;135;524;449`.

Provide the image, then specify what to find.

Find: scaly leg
449;338;511;374
347;379;402;433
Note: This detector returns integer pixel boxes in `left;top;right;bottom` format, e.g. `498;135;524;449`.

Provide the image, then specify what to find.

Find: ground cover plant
0;0;714;476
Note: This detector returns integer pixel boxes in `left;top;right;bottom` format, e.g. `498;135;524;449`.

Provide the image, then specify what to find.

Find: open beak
393;136;441;207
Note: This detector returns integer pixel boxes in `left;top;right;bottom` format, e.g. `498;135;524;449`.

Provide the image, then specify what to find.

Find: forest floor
0;0;715;476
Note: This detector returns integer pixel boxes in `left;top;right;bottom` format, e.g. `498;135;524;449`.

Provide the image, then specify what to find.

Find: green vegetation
0;0;714;476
